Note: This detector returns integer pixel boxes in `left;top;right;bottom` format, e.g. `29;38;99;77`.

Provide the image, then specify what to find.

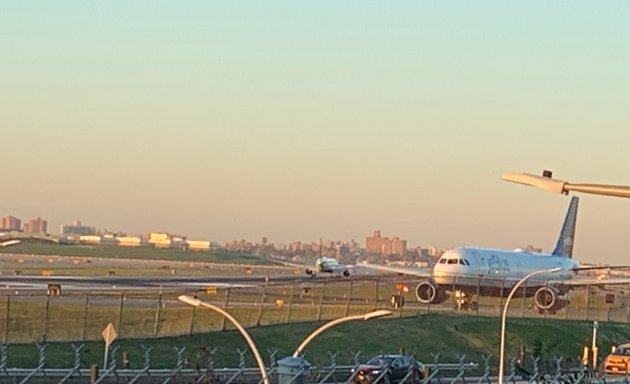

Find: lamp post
498;268;562;384
293;309;392;358
178;295;270;384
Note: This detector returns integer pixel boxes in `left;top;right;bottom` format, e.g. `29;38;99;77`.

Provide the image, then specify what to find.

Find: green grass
6;314;630;370
0;243;270;265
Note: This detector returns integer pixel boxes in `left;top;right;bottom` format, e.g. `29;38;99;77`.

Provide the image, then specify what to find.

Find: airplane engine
415;280;446;304
534;286;569;311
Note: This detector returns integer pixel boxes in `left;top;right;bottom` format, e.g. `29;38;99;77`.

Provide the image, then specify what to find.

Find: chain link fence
1;276;629;343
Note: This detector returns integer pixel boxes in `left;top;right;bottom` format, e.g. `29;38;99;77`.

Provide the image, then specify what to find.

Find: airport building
149;232;210;251
365;230;407;256
117;236;142;247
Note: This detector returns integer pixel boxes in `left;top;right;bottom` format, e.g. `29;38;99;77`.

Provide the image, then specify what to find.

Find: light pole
498;268;562;384
178;295;270;384
293;309;392;358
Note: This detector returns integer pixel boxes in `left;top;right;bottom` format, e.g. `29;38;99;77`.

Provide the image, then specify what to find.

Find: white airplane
362;197;630;313
269;255;354;277
502;170;630;198
305;256;353;277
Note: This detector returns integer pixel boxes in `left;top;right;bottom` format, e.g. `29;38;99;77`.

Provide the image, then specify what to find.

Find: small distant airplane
0;239;21;247
305;256;353;277
362;196;630;313
502;170;630;198
269;256;354;277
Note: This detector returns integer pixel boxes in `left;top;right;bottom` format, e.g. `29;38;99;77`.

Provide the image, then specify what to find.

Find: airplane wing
330;264;354;272
559;277;630;288
266;257;305;269
360;262;432;277
502;171;630;198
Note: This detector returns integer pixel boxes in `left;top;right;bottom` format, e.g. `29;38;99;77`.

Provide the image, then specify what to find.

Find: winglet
552;196;579;258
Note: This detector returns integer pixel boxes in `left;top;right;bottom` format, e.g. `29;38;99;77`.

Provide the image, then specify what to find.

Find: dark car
352;354;423;384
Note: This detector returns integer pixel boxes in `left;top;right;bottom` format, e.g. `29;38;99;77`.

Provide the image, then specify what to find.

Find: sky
2;2;630;264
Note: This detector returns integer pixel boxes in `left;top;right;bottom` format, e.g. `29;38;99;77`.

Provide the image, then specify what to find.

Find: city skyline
3;3;630;264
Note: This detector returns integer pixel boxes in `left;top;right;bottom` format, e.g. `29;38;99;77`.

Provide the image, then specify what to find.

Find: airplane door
468;250;484;275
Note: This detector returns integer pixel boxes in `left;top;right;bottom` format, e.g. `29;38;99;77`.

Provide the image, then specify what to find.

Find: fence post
585;285;591;321
117;291;126;339
286;281;295;323
43;294;51;342
3;295;10;344
316;281;326;321
256;283;268;327
153;293;163;337
221;287;232;331
188;305;197;336
345;281;354;317
82;291;90;341
373;279;380;310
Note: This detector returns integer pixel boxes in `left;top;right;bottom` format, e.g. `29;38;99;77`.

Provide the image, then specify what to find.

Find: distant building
149;232;172;248
117;236;142;247
187;240;210;251
23;217;47;233
79;235;101;244
1;216;21;231
365;230;407;256
61;220;96;236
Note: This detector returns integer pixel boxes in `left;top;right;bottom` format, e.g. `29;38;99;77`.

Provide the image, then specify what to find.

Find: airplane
0;239;21;247
361;196;630;313
269;255;354;277
502;170;630;198
305;256;353;277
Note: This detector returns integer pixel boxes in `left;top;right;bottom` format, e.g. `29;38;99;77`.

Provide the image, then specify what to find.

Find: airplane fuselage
306;257;351;277
432;247;579;288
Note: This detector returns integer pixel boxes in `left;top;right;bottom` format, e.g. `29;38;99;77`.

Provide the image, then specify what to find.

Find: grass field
6;313;630;371
0;243;271;265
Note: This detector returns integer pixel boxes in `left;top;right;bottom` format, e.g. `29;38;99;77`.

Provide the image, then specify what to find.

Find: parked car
604;343;630;375
351;354;423;384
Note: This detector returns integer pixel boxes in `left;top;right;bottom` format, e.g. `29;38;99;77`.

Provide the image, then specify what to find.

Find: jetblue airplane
362;197;629;313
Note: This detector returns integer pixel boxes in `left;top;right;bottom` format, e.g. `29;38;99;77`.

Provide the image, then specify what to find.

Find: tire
411;370;422;384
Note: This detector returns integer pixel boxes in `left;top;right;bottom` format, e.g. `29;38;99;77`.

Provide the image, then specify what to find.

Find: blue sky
2;2;630;263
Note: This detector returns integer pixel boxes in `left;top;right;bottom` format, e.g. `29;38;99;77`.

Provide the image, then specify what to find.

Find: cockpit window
439;258;447;264
447;259;458;264
458;259;465;265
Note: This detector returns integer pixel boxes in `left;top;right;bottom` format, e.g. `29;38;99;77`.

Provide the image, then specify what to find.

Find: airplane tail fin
551;196;579;258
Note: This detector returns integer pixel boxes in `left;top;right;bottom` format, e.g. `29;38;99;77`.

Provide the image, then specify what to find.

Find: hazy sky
2;2;630;264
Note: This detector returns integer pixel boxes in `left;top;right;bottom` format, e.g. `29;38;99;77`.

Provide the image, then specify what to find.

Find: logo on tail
552;196;579;258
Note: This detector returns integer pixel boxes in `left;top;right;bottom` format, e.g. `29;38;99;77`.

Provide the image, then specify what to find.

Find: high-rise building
1;215;21;231
61;220;96;235
23;217;47;233
366;230;407;256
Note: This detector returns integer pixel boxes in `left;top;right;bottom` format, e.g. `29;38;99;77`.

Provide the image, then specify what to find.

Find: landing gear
453;290;478;311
